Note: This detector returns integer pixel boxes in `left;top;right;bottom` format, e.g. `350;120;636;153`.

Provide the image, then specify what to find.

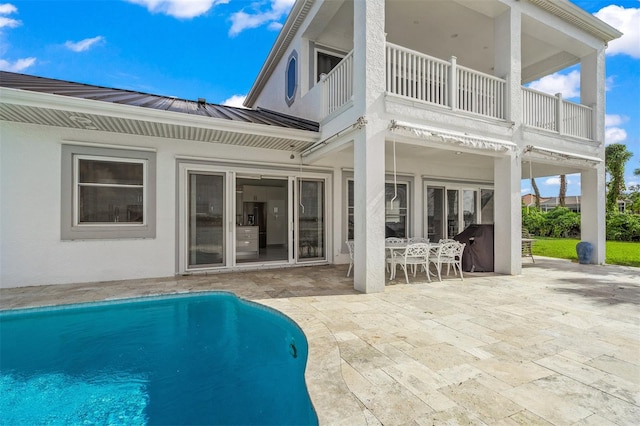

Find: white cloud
0;3;20;29
594;4;640;59
545;177;560;186
604;114;629;146
229;0;294;37
543;174;579;187
604;127;628;145
0;3;17;14
605;114;628;127
527;70;580;99
64;36;105;52
267;21;283;31
222;94;247;108
0;56;35;72
126;0;228;19
0;15;19;29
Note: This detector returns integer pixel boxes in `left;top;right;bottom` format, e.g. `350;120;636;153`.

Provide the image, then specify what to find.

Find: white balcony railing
386;43;506;120
522;87;593;140
322;50;354;117
319;42;593;141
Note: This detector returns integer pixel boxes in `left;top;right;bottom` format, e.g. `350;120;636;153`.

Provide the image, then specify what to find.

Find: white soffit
0;88;318;152
389;120;517;153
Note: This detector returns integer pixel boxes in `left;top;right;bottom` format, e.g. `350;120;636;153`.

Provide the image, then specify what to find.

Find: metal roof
0;71;319;132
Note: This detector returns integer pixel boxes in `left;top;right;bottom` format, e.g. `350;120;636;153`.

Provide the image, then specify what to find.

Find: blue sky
1;0;638;197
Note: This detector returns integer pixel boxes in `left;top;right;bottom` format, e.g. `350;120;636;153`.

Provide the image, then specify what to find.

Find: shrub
543;207;581;238
606;211;640;241
523;206;640;241
522;207;545;236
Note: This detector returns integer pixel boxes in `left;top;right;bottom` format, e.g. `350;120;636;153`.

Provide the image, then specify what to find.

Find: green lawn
531;237;640;267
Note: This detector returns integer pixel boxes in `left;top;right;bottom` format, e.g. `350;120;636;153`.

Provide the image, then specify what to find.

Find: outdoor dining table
385;240;440;280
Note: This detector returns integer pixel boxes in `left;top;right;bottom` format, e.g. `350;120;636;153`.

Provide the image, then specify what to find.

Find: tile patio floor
1;257;639;425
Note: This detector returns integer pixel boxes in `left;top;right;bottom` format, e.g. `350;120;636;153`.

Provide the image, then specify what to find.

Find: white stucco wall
0;122;300;288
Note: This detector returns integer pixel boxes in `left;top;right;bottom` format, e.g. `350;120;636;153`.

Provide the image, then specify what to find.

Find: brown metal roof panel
1;71;319;132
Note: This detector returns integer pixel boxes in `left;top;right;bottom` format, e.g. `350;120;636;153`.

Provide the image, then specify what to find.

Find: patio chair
385;237;405;276
407;237;429;244
428;241;466;281
346;240;355;277
522;230;535;263
394;243;431;284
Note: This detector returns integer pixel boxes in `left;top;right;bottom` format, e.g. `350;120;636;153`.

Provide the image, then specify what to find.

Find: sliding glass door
297;179;325;261
187;172;225;268
425;184;494;240
179;163;330;273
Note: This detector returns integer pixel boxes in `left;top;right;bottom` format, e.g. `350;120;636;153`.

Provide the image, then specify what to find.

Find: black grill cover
454;224;494;272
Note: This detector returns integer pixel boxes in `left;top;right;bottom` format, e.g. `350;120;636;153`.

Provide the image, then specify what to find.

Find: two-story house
0;0;621;291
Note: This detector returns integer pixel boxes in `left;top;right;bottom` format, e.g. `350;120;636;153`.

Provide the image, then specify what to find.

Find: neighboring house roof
0;71;319;132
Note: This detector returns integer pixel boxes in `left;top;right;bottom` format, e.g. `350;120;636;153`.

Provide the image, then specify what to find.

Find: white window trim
73;155;148;227
61;144;156;240
285;50;298;106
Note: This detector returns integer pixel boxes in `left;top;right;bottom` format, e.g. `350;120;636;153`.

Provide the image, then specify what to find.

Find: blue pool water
0;293;318;425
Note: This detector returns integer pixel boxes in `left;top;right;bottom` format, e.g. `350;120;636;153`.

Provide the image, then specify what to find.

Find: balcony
320;43;594;141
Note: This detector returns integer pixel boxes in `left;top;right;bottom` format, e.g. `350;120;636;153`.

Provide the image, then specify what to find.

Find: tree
605;144;633;212
530;177;541;208
559;174;566;207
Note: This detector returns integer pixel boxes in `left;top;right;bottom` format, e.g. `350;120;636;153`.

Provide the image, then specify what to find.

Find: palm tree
559;174;566;207
605;144;633;212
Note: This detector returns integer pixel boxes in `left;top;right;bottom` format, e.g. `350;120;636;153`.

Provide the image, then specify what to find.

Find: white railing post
591;103;596;141
449;56;457;110
556;92;563;134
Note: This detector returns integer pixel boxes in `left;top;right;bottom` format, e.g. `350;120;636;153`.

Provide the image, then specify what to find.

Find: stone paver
1;257;638;425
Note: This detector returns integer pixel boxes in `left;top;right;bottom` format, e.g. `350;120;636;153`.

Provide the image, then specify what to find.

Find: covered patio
2;258;638;424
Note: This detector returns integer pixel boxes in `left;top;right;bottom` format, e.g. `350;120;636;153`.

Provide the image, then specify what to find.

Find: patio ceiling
310;0;619;83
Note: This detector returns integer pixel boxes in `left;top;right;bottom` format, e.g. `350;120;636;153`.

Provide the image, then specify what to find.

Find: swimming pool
0;292;318;425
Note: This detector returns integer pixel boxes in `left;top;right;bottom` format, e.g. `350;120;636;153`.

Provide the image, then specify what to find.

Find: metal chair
394;243;431;284
385;237;405;276
407;237;429;244
428;241;466;281
345;240;355;277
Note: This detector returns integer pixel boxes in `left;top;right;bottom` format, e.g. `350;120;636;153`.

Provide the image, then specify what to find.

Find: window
285;50;298;106
316;50;344;82
347;180;408;240
61;145;156;240
425;183;493;240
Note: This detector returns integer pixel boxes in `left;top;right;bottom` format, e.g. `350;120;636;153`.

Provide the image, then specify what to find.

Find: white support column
494;7;522;124
493;5;522;275
494;154;522;275
352;0;386;293
581;166;606;264
580;49;606;264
